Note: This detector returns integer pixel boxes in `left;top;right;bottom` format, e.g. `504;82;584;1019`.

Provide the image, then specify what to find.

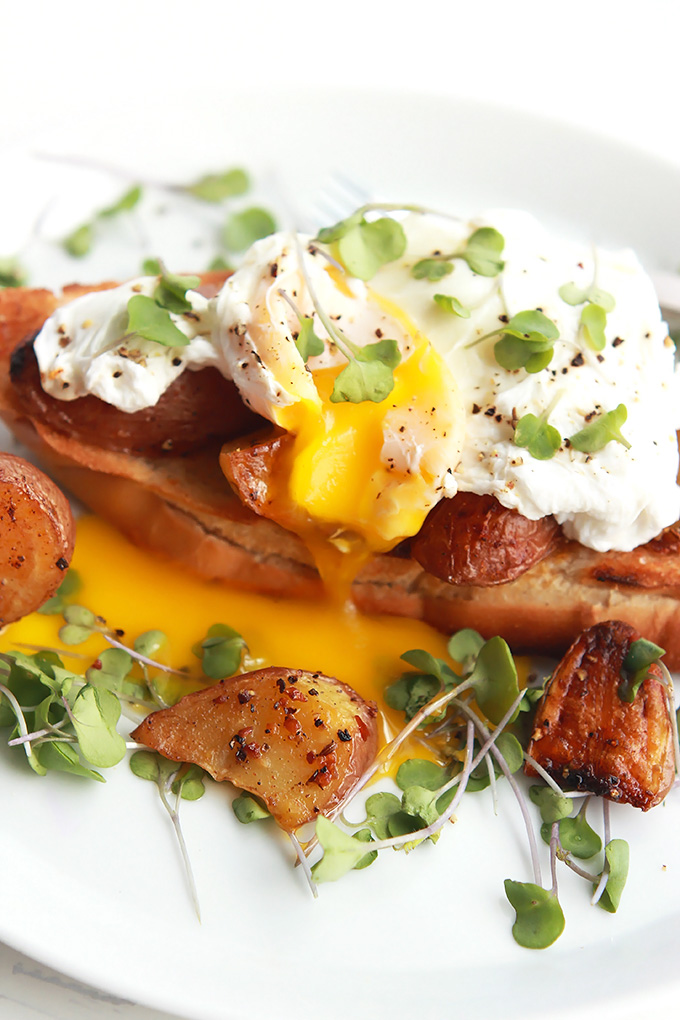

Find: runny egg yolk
0;515;454;768
266;293;464;594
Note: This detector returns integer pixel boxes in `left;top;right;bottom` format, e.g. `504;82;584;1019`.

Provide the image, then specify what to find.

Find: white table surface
1;1;679;1017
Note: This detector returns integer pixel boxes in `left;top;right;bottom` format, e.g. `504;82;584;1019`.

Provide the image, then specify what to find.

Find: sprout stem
591;800;612;906
158;778;201;922
0;683;33;763
101;632;189;678
289;832;318;899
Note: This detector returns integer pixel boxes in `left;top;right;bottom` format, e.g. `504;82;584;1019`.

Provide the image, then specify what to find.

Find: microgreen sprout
412;226;505;281
130;751;204;920
433;293;471;318
38;569;82;615
124;265;202;349
618;638;666;702
513;390;564;460
0;256;27;288
568;403;631;453
222;208;276;253
192;624;247;680
468;309;560;373
559;270;615;353
277;289;325;363
294;241;401;403
185;168;249;203
62;185;143;258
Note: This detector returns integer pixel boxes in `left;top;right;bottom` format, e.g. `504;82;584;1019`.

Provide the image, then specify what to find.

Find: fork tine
310;173;373;232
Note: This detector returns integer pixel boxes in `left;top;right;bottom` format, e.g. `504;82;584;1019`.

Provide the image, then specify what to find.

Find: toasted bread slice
2;283;680;665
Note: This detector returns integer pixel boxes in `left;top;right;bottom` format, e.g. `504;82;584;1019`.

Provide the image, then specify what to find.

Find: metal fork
311;176;680;334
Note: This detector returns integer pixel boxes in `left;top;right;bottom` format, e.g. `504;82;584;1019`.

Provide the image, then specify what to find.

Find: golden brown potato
11;339;264;457
0;453;75;625
526;620;675;810
132;666;378;831
411;492;560;586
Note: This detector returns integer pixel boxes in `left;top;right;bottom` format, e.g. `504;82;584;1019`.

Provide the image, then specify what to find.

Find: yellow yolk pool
0;515;455;769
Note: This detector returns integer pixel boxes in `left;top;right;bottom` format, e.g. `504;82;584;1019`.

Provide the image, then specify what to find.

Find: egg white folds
32;209;680;553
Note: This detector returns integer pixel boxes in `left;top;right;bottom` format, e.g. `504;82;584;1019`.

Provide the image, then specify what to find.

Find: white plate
1;90;680;1020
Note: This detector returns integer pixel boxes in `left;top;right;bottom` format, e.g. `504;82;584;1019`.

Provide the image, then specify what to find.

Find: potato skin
10;338;263;457
411;492;560;587
0;453;75;625
526;620;675;810
132;666;378;831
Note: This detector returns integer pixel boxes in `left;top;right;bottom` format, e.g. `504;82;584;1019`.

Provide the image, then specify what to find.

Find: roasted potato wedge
11;339;263;457
411;492;560;586
526;620;675;809
132;666;378;831
0;452;75;625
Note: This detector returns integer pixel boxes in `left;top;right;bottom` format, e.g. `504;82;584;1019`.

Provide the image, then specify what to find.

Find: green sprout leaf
71;685;126;768
514;412;561;461
447;628;484;673
330;338;401;405
142;257;162;275
38;569;82;615
0;256;27;288
222;207;276;252
171;764;205;801
618;638;665;702
99;185;143;218
311;816;375;882
351;828;378;870
433;293;470;318
232;790;270;823
58;604;97;645
363;792;402;839
62;185;142;258
396;758;449;793
559;281;615;313
595;839;630;913
529;785;572;824
192;623;246;680
568;404;631;453
335;218;407;281
466;733;525;793
185;168;249;203
134;629;168;659
154;271;201;314
126;294;190;348
462;227;506;277
384;672;442;722
477;309;559;374
294;316;325;362
541;802;602;859
36;741;104;782
63;223;93;258
558;282;588;305
468;636;520;724
412;259;453;281
580;303;607;351
504;880;565;949
411;226;505;281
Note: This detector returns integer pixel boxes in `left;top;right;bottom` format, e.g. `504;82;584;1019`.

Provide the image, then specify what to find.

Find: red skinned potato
11;339;263;457
132;666;378;831
526;620;675;810
0;452;75;625
411;492;560;586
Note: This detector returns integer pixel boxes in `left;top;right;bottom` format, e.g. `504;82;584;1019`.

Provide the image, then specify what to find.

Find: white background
0;1;679;1017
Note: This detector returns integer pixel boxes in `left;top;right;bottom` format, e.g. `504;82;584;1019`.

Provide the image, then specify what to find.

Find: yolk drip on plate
0;515;454;768
260;301;464;596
